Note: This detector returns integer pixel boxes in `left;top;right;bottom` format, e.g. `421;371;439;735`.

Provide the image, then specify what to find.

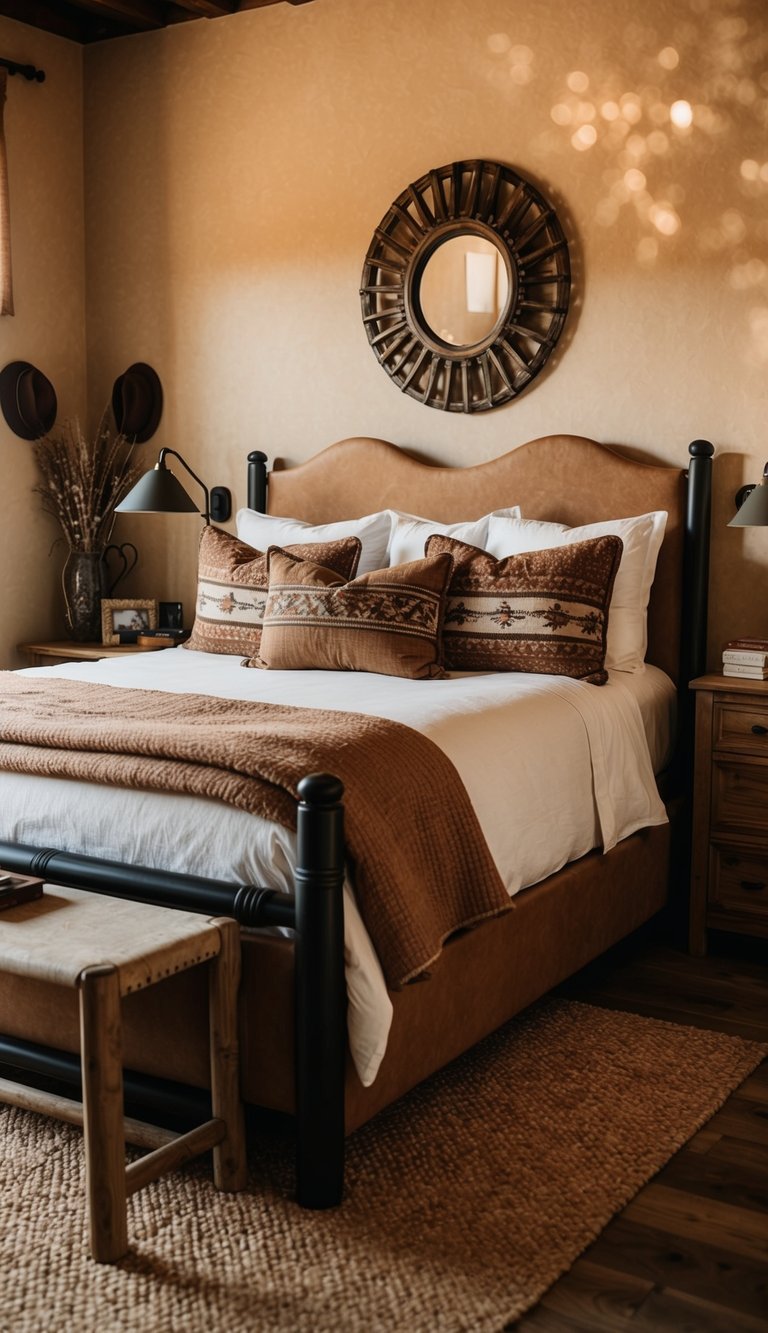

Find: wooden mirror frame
360;160;571;413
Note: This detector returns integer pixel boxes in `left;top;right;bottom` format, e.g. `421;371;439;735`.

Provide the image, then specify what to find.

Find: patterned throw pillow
425;533;623;684
184;526;362;657
251;547;454;679
484;510;667;673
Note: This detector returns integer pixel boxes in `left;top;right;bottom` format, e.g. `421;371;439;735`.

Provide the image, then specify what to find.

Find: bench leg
79;964;127;1263
209;919;247;1191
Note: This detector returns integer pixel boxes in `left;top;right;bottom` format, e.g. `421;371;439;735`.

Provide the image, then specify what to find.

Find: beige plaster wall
78;0;768;664
0;18;86;666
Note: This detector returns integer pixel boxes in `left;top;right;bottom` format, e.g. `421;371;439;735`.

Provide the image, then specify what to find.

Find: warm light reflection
624;134;647;160
730;258;768;288
620;93;643;123
551;103;573;126
624;168;647;191
658;46;680;70
637;236;659;264
567;70;590;93
670;98;694;127
509;44;535;85
649;203;681;235
483;0;768;356
485;33;534;85
572;125;598;150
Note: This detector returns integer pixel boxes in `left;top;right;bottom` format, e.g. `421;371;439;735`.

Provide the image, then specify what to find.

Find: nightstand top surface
18;641;165;662
690;673;768;695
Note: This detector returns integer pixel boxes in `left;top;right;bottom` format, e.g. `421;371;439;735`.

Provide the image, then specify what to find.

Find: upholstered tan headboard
264;435;690;683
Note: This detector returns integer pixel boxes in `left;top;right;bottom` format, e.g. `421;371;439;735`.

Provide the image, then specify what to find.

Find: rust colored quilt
0;674;512;987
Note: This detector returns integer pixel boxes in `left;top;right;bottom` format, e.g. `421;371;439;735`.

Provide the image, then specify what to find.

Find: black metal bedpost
294;773;346;1209
670;439;714;931
682;439;714;686
247;451;268;512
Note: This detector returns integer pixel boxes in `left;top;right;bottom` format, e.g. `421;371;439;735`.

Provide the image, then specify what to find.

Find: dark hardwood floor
513;928;768;1332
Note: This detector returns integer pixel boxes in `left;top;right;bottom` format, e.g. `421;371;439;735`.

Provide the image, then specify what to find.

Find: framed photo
101;598;158;644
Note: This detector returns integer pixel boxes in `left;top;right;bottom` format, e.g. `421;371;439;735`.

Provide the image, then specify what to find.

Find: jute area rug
1;999;764;1333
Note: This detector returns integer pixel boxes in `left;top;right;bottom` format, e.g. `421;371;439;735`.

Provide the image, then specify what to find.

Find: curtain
0;68;14;317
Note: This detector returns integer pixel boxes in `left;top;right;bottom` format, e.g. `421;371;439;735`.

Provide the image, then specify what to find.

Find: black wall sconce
116;448;231;525
729;463;768;527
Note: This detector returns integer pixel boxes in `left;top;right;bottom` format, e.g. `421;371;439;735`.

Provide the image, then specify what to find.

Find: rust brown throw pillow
184;526;362;657
426;533;623;684
251;546;454;679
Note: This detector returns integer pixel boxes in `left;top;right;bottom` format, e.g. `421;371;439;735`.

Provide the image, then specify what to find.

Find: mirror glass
418;235;510;348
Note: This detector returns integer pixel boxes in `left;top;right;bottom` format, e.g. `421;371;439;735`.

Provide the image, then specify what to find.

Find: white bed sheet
1;651;673;1086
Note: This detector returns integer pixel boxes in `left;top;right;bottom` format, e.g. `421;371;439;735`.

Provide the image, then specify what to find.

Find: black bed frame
0;440;714;1209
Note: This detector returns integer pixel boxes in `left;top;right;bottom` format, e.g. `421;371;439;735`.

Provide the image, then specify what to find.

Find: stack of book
722;637;768;679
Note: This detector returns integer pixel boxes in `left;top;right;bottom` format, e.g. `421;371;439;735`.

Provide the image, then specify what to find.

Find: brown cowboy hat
0;360;57;440
111;362;163;442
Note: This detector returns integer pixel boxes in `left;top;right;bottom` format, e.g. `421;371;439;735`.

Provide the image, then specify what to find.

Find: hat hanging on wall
111;362;163;443
0;360;57;440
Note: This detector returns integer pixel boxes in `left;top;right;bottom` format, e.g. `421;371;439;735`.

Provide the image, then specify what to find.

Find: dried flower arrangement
32;410;142;553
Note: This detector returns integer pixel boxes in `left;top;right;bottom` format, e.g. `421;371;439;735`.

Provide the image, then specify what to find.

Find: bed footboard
0;773;347;1209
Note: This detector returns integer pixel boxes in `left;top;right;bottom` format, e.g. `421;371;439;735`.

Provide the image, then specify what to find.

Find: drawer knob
740;880;766;892
751;724;768;736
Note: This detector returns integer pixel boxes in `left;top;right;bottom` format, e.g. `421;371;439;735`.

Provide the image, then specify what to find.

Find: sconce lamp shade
116;462;199;515
729;463;768;527
115;448;231;524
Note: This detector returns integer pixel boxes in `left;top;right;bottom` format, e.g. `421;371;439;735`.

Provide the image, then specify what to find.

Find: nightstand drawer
711;843;768;921
715;700;768;754
712;756;768;835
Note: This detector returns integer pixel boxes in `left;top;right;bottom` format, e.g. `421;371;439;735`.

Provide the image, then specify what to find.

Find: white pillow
485;511;667;673
387;506;521;567
236;508;393;576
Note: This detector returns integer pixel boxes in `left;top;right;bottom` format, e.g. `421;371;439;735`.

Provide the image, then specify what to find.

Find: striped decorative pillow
184;526;362;657
426;533;623;684
250;546;454;679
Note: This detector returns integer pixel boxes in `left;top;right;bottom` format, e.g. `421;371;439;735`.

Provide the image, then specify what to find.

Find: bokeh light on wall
484;0;768;361
670;99;694;128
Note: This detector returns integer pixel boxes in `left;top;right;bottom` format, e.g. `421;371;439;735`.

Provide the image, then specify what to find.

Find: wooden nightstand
689;673;768;954
17;641;167;667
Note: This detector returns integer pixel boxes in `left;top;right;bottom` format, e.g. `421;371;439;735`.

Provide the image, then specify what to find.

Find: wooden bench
0;882;247;1262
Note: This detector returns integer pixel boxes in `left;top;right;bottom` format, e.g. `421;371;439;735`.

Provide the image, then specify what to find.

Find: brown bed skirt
0;817;672;1135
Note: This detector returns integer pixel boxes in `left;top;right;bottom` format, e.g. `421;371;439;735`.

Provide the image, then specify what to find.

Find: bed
0;433;713;1208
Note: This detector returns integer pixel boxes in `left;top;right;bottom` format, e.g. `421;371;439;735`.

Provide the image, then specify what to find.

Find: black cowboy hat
111;362;163;443
0;360;57;440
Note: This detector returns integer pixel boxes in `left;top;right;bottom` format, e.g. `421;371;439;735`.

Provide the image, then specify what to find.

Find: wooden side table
689;673;768;955
17;641;167;667
0;884;247;1263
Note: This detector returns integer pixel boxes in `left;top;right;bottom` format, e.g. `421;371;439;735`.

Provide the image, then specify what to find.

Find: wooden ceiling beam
0;0;89;39
239;1;317;10
59;0;165;28
0;0;318;41
164;0;238;16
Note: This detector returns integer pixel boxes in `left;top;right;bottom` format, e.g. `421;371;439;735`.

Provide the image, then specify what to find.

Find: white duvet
1;650;673;1086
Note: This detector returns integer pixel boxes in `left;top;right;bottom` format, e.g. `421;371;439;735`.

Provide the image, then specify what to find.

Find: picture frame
101;598;158;645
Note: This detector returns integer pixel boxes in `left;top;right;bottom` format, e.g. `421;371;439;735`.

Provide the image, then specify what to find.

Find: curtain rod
0;58;45;84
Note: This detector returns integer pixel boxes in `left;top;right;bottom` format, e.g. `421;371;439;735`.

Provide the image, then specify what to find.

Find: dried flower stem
33;408;142;553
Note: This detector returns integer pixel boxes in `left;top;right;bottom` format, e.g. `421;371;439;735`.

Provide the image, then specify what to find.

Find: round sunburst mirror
360;160;571;413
